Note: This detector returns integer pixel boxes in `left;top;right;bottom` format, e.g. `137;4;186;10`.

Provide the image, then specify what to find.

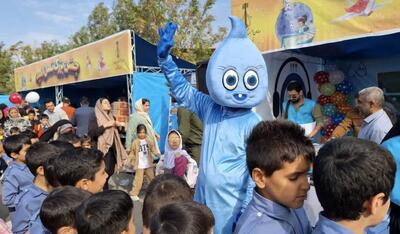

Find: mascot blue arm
158;17;268;234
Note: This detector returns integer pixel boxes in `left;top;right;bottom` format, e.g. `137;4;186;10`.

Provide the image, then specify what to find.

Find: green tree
69;26;91;48
0;43;15;93
134;0;226;63
87;3;117;41
112;0;136;31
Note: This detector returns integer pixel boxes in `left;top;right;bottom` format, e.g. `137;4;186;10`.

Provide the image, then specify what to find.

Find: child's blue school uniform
313;214;390;234
312;214;353;234
29;211;50;234
1;161;34;211
234;190;311;234
12;184;49;233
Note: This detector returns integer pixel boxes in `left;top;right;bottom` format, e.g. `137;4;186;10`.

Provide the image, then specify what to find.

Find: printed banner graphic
232;0;400;52
14;30;133;91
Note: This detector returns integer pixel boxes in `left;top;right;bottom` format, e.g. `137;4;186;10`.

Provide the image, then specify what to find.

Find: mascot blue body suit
158;17;268;234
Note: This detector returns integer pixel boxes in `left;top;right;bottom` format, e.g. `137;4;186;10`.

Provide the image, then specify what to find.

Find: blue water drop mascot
157;16;268;234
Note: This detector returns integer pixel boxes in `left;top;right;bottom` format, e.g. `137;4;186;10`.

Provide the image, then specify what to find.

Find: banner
14;30;133;91
232;0;400;52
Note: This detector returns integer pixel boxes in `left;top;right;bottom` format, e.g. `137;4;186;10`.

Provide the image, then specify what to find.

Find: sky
0;0;231;48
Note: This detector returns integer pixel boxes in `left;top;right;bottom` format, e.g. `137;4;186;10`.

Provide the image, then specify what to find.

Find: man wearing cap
61;97;76;120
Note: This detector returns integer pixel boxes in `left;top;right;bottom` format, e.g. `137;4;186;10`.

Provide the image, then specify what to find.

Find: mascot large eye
243;70;259;90
222;69;239;91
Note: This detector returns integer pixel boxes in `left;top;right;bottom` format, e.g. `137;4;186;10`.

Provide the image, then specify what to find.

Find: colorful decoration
332;112;345;125
313;71;329;85
322;104;337;117
331;92;347;106
336;80;353;94
9;93;22;105
317;95;332;105
329;70;345;84
319;83;336;96
337;103;353;114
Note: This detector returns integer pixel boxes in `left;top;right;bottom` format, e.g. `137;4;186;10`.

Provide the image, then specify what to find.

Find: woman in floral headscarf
125;98;160;154
4;107;31;136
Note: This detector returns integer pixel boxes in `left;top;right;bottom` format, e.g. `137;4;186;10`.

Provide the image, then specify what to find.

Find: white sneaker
130;195;140;201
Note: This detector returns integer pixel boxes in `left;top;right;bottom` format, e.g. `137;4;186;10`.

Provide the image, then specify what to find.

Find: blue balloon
336;80;353;94
332;112;345;125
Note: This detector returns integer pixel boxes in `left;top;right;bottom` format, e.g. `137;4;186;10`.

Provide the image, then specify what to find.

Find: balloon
337;103;352;114
323;116;333;126
329;70;345;84
322;104;337;117
322;124;335;138
313;71;330;85
319;83;336;96
9;93;22;105
317;95;332;105
332;112;345;125
331;92;347;106
336;80;353;94
25;91;40;103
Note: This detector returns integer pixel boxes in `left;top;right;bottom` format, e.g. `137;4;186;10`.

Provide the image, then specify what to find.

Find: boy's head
21;129;39;144
167;130;181;150
137;124;147;139
40;186;91;234
246;120;314;209
142;174;192;233
76;190;135;234
44;148;108;193
49;140;75;153
27;109;36;121
3;134;31;162
313;137;395;226
10;126;21;135
150;201;214;234
58;132;81;148
26;142;60;177
40;114;49;124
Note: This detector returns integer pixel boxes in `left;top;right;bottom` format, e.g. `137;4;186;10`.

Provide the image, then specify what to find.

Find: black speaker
196;60;209;95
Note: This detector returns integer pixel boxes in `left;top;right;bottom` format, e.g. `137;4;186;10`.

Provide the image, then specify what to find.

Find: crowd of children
0;96;399;234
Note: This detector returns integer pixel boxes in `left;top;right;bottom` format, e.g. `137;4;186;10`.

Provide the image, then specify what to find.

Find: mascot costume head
206;16;268;108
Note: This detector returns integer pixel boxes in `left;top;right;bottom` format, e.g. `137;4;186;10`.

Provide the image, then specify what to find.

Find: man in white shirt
357;87;392;144
43;99;69;126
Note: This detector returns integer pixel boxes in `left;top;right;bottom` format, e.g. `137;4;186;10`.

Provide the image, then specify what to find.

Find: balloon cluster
314;70;355;140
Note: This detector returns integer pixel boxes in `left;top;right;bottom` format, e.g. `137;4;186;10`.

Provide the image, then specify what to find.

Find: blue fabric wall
132;72;170;153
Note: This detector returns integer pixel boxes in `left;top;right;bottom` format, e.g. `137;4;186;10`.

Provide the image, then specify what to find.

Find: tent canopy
134;34;195;69
288;32;400;60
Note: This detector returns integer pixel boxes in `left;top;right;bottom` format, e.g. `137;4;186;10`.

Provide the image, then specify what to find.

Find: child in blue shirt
235;120;314;234
28;147;109;233
13;142;60;234
1;134;33;217
312;137;395;234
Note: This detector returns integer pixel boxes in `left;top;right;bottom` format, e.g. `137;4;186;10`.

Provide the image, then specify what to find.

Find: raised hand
157;22;177;59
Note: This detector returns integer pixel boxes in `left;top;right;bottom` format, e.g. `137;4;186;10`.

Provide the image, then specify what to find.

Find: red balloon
313;71;330;85
9;93;22;105
317;95;332;105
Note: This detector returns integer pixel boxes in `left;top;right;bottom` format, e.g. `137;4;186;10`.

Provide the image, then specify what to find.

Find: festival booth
231;0;400;141
14;30;195;151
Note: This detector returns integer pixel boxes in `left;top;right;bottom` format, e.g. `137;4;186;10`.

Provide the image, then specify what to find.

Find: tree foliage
1;0;226;93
